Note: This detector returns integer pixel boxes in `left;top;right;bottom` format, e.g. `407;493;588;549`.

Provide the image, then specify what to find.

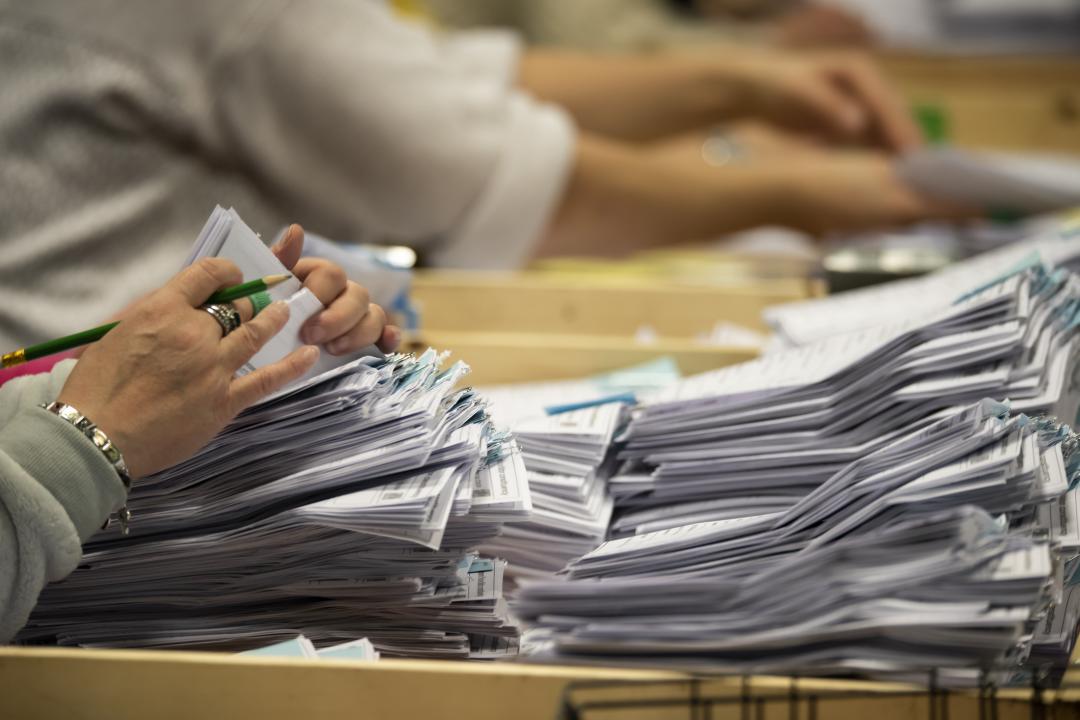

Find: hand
772;5;875;49
647;122;822;167
775;151;980;236
268;225;401;356
57;259;320;478
722;49;920;153
646;134;975;235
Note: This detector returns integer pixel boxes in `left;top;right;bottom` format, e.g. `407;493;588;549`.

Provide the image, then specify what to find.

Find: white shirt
0;0;576;347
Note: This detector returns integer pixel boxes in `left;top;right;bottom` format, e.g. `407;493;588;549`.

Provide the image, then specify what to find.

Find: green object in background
988;208;1025;224
914;103;949;144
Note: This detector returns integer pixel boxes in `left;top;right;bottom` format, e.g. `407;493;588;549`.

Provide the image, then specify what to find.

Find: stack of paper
479;404;623;583
515;258;1080;680
612;265;1080;535
519;403;1078;679
18;211;531;659
766;223;1080;348
21;350;529;658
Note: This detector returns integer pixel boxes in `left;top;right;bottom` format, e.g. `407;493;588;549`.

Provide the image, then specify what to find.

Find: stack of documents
519;403;1078;679
22;351;529;658
612;264;1080;535
19;211;531;659
766;224;1080;348
480;404;623;583
516;255;1080;681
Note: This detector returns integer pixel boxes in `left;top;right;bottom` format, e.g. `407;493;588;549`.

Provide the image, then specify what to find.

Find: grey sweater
0;0;573;349
0;360;127;643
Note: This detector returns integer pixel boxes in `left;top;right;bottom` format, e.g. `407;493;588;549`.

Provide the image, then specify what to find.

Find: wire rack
557;671;1080;720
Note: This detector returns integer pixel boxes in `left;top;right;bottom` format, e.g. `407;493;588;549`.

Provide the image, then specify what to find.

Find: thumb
789;78;867;141
271;224;305;271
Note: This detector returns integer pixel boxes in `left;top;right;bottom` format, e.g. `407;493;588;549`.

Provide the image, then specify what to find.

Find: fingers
788;71;868;143
900;192;983;225
326;303;390;356
303;281;371;345
827;55;922;152
218;301;292;371
270;224;305;271
231;297;255;323
292;257;348;308
170;258;243;306
379;325;403;353
227;345;320;414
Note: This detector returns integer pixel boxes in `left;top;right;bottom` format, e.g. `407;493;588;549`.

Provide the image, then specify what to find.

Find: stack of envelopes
481;403;622;583
611;265;1079;535
517;259;1080;682
766;224;1080;348
21;350;532;659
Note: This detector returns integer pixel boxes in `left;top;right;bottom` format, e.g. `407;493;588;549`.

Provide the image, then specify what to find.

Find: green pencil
2;274;291;368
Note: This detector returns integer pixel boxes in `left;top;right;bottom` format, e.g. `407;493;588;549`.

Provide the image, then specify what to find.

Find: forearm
518;49;752;143
533;134;789;260
0;365;127;642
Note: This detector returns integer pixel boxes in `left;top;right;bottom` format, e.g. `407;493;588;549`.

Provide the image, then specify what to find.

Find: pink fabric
0;351;76;387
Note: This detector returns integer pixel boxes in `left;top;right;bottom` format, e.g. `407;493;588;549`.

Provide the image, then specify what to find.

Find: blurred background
6;0;1080;382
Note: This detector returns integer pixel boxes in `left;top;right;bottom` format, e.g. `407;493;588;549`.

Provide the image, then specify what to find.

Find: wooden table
408;270;813;384
0;646;1073;720
880;52;1080;153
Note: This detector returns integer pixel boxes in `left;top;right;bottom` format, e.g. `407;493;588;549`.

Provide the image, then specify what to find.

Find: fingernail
384;326;401;350
269;301;289;319
301;345;320;363
305;326;325;343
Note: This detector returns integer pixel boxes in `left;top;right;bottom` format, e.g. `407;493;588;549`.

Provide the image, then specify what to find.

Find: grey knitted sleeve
0;360;127;642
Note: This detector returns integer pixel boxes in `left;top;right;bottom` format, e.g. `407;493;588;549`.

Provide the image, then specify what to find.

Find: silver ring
202;303;241;337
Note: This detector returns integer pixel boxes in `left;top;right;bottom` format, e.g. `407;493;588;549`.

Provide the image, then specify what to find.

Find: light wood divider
412;271;811;335
0;646;1072;720
880;53;1080;153
407;270;808;384
413;330;758;385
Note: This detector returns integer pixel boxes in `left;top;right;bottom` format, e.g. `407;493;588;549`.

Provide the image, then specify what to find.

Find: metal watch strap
41;401;133;534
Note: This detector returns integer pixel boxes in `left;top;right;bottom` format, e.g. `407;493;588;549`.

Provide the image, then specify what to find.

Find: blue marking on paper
240;637;311;658
545;392;638;416
953;252;1042;304
469;558;495;573
592;356;680;392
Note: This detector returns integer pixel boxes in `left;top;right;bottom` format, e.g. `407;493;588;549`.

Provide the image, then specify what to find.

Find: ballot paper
765;224;1080;347
20;211;529;659
186;206;381;391
899;148;1080;215
477;356;680;427
515;246;1080;683
479;402;625;585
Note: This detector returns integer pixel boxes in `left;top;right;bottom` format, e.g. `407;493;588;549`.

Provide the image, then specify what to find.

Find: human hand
775;151;979;236
772;5;875;49
57;259;320;478
268;224;401;356
647;122;821;168
722;49;920;153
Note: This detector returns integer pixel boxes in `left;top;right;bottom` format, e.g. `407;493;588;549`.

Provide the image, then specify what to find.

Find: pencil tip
265;274;291;286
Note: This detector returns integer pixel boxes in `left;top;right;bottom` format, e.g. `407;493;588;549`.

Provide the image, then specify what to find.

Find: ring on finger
202;302;241;337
